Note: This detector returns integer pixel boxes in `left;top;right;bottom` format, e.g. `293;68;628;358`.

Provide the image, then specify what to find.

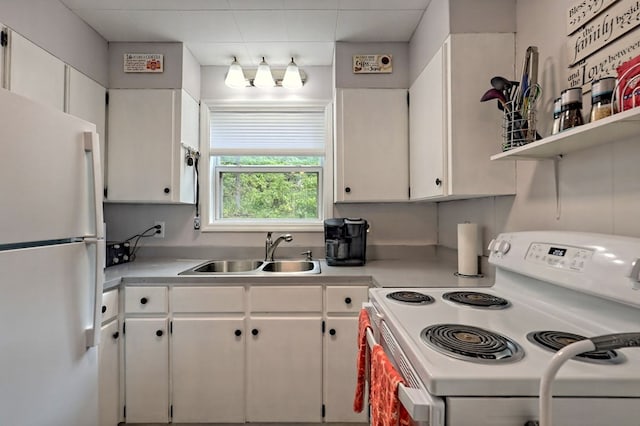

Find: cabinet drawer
124;286;168;314
325;286;369;313
250;286;322;312
101;289;119;323
172;286;244;313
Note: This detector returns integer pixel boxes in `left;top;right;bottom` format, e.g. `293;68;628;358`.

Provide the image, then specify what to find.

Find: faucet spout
265;233;293;261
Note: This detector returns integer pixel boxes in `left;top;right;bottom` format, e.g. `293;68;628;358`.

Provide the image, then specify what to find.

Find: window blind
210;110;325;156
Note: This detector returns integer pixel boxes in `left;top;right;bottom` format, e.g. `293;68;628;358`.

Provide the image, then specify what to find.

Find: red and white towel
370;344;411;426
353;308;371;413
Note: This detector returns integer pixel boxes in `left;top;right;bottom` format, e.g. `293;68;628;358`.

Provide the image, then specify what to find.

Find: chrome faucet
265;232;293;261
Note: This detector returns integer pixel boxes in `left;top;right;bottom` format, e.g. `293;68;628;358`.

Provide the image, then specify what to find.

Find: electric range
366;231;640;426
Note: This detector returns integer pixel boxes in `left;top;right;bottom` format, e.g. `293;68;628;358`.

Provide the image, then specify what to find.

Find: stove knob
497;240;511;254
487;239;497;252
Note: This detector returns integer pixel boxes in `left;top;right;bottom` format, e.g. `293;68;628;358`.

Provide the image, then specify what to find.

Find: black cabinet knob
101;305;107;314
163;187;170;194
112;331;119;339
329;329;336;336
234;329;242;337
435;178;442;186
344;297;352;304
156;330;163;337
251;329;259;336
345;187;351;193
140;297;148;305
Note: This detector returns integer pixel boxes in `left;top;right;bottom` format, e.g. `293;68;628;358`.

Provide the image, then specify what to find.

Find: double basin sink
179;259;321;275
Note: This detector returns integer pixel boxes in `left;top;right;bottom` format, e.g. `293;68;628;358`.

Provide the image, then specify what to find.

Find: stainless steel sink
179;259;320;275
261;260;317;273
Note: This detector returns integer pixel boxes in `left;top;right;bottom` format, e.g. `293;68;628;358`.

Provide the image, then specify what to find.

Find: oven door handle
366;326;445;424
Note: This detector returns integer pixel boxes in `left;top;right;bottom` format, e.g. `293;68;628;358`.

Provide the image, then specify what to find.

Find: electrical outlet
154;221;165;238
193;216;201;230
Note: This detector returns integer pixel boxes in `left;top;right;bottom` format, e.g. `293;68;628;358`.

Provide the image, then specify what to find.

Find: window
203;104;332;231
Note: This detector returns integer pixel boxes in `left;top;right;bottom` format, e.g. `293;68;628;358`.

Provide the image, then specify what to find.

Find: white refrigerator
0;88;104;425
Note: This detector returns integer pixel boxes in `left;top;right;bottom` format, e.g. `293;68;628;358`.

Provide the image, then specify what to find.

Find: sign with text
352;54;393;74
567;30;640;91
567;0;619;35
567;0;640;66
123;53;164;73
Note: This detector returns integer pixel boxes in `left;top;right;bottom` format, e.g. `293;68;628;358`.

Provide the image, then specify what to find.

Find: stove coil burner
442;291;510;309
386;291;434;305
527;331;622;364
421;324;524;363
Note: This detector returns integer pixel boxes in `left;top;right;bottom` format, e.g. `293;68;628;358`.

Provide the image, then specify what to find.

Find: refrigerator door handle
84;131;104;239
84;237;104;348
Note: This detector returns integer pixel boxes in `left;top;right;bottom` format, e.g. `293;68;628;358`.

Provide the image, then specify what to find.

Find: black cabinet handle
156;330;163;337
235;329;242;337
329;329;336;336
344;297;352;304
140;297;148;305
345;187;351;193
101;305;107;314
435;178;442;186
251;329;259;336
112;331;119;339
163;187;170;194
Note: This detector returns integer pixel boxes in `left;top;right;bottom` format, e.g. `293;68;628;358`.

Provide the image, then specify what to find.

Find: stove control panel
525;243;594;271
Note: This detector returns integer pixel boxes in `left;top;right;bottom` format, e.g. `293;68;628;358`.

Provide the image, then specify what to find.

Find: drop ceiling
59;0;430;67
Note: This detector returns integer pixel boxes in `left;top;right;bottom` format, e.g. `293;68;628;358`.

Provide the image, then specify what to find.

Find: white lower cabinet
324;286;370;422
247;316;323;422
99;289;120;426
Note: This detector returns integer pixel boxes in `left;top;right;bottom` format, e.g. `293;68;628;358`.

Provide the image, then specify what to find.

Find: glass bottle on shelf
558;87;584;132
590;77;616;122
551;97;562;134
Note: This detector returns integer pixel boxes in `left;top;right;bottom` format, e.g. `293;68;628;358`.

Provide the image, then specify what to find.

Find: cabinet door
99;320;120;426
410;43;447;200
336;89;409;202
124;318;169;423
107;89;177;202
172;318;245;423
247;317;323;422
7;31;65;111
67;67;107;187
324;317;367;422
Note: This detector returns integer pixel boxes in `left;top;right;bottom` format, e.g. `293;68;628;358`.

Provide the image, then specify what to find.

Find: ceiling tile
61;0;232;10
282;0;339;9
336;10;423;41
75;10;242;42
228;0;285;10
233;11;288;42
245;42;335;66
338;0;430;10
187;43;253;66
284;10;337;42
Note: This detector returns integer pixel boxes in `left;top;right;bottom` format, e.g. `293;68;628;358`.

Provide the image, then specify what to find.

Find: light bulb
254;57;275;88
224;57;247;88
282;57;303;89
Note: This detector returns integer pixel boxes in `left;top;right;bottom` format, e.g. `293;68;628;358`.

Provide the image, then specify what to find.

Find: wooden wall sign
352;54;392;74
123;53;164;73
567;0;619;35
567;0;640;66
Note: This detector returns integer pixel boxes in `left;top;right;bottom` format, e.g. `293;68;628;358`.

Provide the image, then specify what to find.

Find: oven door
364;303;445;426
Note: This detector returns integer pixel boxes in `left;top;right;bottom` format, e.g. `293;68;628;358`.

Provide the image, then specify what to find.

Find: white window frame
200;101;334;232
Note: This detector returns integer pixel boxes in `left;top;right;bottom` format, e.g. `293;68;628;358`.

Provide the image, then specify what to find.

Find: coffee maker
324;218;368;266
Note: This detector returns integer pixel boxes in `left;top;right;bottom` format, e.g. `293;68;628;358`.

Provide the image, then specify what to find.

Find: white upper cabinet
409;33;517;201
6;30;65;111
106;88;199;203
335;88;409;202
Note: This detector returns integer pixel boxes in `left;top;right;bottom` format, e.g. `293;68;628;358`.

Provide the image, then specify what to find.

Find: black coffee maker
324;218;368;266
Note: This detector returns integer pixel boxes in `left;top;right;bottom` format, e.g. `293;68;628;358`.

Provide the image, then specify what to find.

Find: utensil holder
502;99;537;151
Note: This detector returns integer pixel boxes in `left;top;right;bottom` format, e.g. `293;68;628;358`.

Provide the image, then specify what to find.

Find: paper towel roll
457;223;480;276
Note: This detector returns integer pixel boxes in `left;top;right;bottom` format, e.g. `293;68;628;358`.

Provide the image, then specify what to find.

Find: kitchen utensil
480;88;509;110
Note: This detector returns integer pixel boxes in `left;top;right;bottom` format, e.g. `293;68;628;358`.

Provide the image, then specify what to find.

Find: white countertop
104;250;495;290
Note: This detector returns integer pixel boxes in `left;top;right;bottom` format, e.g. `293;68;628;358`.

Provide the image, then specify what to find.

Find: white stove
366;231;640;426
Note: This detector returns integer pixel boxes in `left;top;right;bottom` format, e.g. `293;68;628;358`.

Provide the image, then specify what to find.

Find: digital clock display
548;247;567;257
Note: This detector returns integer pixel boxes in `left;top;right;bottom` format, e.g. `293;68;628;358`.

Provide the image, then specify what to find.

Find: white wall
436;0;640;253
0;0;108;86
